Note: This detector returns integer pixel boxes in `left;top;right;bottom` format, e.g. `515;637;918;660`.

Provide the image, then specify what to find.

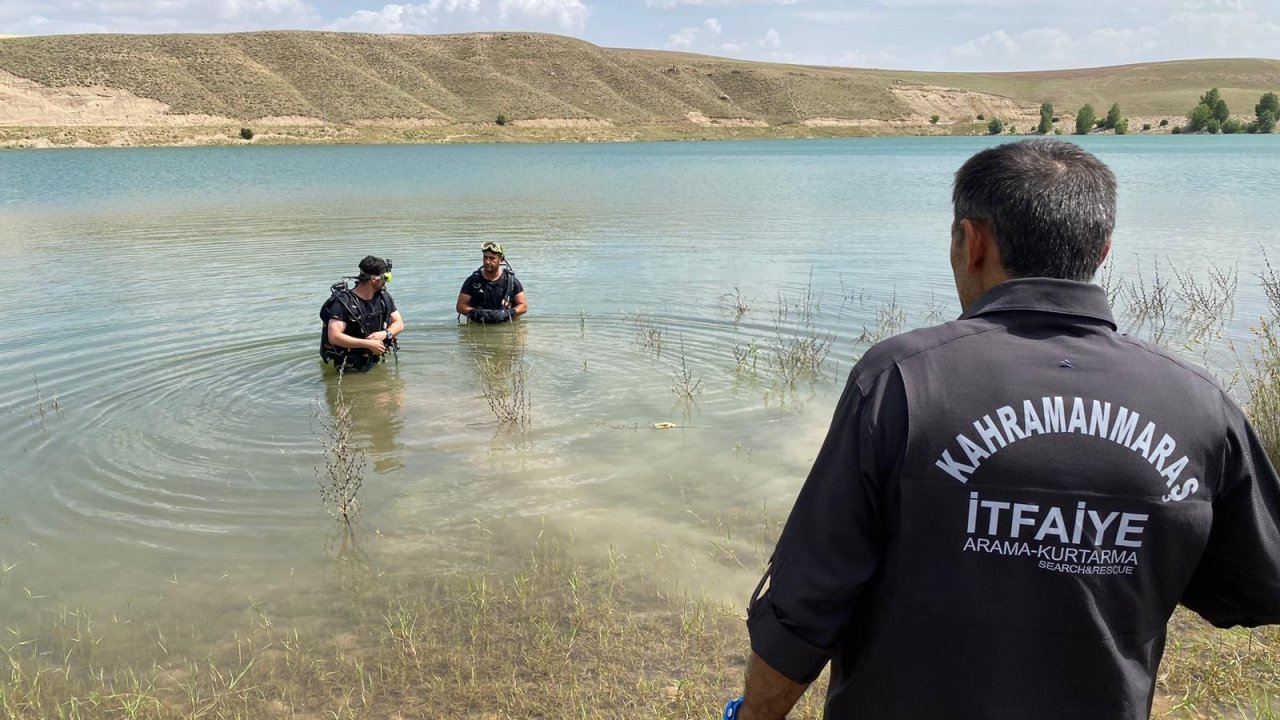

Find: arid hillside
1;31;1277;146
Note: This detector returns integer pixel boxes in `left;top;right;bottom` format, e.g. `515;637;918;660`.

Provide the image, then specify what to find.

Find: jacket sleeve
1181;402;1280;627
746;365;905;683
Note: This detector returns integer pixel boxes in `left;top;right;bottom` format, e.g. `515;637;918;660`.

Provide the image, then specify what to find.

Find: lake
0;135;1276;634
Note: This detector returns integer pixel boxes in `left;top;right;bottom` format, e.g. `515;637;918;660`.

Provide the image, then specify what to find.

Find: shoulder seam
856;323;1007;388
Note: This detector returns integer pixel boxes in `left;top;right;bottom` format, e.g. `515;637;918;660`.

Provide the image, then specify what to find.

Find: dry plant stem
475;355;531;428
630;312;666;357
671;337;704;403
720;286;750;320
769;282;834;388
314;378;365;525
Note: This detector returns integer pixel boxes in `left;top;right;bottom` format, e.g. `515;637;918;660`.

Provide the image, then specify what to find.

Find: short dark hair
358;255;389;277
952;140;1116;281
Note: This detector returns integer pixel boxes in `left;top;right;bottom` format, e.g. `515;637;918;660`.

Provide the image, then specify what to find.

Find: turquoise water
0;136;1276;622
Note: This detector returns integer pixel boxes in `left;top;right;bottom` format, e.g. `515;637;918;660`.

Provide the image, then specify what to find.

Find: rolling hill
1;31;1277;146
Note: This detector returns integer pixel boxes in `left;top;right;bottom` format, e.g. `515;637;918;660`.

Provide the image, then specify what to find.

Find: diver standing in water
456;242;527;324
320;255;404;372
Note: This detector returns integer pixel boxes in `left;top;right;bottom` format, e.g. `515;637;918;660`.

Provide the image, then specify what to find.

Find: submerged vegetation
314;381;366;525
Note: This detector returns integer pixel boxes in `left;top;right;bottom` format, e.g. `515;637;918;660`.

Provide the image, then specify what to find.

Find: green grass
0;521;828;720
3;490;1278;718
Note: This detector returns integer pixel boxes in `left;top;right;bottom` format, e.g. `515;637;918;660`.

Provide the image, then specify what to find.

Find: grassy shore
1;517;1276;719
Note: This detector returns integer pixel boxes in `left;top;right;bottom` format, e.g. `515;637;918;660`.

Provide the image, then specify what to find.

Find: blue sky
1;0;1277;72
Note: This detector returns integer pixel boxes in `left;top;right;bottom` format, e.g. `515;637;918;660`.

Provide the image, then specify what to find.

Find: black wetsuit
460;269;522;323
320;289;396;372
748;278;1280;719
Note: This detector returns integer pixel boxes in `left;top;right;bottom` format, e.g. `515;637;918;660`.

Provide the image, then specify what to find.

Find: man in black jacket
733;140;1280;720
321;255;404;372
456;241;527;324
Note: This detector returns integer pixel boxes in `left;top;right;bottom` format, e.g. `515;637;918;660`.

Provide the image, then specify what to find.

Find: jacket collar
959;278;1117;330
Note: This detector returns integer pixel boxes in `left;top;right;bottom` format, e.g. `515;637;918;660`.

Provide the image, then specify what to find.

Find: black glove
469;308;506;323
493;308;513;322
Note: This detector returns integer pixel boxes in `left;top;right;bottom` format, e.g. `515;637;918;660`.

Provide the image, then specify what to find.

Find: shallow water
0;136;1276;624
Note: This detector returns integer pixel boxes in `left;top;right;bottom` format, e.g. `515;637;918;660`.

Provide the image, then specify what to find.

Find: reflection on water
324;363;407;470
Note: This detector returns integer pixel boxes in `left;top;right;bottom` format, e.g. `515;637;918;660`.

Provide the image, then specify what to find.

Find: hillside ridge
1;31;1277;146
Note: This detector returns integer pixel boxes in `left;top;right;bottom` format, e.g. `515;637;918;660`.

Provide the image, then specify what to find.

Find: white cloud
949;4;1280;71
498;0;591;31
647;0;798;8
952;27;1071;64
794;9;873;23
1181;0;1242;9
661;19;789;61
665;16;721;49
331;0;589;33
330;1;481;33
830;47;908;69
0;0;319;34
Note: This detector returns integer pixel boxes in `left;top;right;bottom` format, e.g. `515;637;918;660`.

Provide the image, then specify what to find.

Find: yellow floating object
654;422;676;430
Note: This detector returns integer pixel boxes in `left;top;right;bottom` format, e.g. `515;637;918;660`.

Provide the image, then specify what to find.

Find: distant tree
930;114;940;124
1212;98;1230;124
1257;92;1280;120
1075;104;1095;135
1142;123;1152;131
496;114;508;126
1038;102;1054;134
987;117;1004;135
1256;110;1276;134
976;113;985;121
239;127;254;140
1187;103;1213;132
1159;118;1169;127
1114;118;1129;135
1222;118;1244;134
1199;88;1221;110
1008;124;1017;134
1205;118;1221;134
1171;126;1183;134
1104;103;1122;130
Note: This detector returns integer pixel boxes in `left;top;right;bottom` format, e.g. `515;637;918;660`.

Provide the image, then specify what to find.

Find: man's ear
958;218;991;274
1098;237;1112;265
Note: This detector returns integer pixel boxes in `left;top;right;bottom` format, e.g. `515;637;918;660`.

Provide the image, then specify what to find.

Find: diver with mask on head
456;241;527;324
320;255;404;372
